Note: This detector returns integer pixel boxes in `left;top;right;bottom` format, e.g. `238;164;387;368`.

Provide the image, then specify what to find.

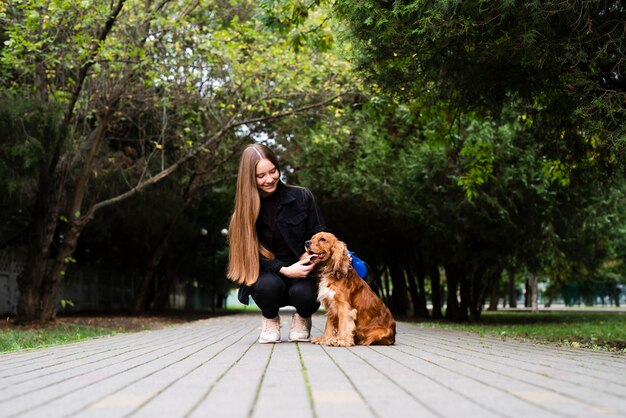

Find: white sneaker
259;316;281;344
288;313;312;342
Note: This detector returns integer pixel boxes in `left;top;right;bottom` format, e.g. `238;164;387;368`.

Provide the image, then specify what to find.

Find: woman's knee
289;279;320;316
252;272;285;303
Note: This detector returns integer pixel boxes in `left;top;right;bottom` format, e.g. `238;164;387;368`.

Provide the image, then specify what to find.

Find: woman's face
256;158;280;197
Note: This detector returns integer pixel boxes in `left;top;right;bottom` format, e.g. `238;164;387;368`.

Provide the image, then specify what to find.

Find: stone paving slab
0;312;625;418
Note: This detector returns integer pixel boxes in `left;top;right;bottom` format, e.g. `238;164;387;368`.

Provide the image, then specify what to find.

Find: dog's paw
335;338;355;347
328;337;354;347
313;338;338;346
312;336;336;345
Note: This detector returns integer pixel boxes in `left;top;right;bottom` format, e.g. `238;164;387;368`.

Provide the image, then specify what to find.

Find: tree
281;88;625;320
334;0;626;151
1;0;353;321
257;1;626;320
0;98;65;251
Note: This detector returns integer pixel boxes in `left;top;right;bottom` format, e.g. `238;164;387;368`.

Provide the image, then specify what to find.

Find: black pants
248;272;320;319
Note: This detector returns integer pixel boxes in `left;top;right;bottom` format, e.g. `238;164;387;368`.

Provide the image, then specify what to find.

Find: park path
0;311;625;418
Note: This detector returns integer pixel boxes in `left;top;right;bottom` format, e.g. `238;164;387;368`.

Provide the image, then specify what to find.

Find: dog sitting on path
304;232;396;347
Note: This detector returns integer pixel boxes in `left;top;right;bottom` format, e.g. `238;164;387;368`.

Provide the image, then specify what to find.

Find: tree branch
229;92;346;128
63;0;126;125
80;92;348;221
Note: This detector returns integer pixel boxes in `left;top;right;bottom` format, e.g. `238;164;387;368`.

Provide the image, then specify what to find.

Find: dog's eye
319;237;326;242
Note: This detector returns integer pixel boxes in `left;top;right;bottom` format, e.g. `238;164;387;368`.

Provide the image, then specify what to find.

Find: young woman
227;144;325;343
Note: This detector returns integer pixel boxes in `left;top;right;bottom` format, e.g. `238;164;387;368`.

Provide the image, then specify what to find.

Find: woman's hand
280;257;316;278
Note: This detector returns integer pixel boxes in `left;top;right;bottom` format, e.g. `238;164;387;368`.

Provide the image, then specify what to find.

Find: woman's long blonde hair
227;144;279;285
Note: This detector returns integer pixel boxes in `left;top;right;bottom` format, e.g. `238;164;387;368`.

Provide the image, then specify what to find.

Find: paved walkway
1;311;625;418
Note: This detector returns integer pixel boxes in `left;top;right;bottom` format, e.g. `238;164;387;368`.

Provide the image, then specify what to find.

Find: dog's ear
331;240;350;278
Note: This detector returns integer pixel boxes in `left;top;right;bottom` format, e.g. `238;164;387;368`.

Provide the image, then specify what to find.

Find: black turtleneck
258;187;296;264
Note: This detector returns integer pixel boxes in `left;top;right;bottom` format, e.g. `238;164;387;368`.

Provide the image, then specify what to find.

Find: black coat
238;182;325;304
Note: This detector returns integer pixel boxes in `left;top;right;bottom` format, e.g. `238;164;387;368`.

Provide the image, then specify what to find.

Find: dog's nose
305;240;311;248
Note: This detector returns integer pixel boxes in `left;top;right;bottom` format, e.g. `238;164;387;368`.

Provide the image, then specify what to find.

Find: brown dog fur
304;232;396;347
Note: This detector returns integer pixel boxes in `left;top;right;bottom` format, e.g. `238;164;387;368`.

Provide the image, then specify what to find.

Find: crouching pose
227;144;325;343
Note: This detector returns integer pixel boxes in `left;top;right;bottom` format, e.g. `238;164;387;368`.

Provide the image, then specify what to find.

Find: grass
412;310;626;353
0;321;119;353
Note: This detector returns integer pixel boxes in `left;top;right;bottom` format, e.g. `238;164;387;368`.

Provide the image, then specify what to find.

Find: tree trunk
39;115;113;320
16;2;128;322
39;222;84;319
444;262;461;321
507;269;517;308
414;250;430;318
459;271;471;321
545;277;558;308
405;266;421;318
16;135;65;322
379;267;391;307
368;266;383;297
429;262;443;319
153;263;177;312
132;214;180;314
529;274;539;312
415;272;430;318
388;261;409;316
488;271;501;311
17;206;57;322
133;159;208;314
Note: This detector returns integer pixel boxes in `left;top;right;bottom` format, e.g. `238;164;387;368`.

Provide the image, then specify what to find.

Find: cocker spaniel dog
304;232;396;347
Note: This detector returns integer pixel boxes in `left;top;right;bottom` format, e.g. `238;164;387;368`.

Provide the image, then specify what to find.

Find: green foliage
1;0;353;176
59;299;75;309
273;0;626;314
334;0;626;151
2;0;625;320
259;0;333;52
0;97;64;193
0;96;67;248
283;87;625;306
0;0;355;320
456;119;499;198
